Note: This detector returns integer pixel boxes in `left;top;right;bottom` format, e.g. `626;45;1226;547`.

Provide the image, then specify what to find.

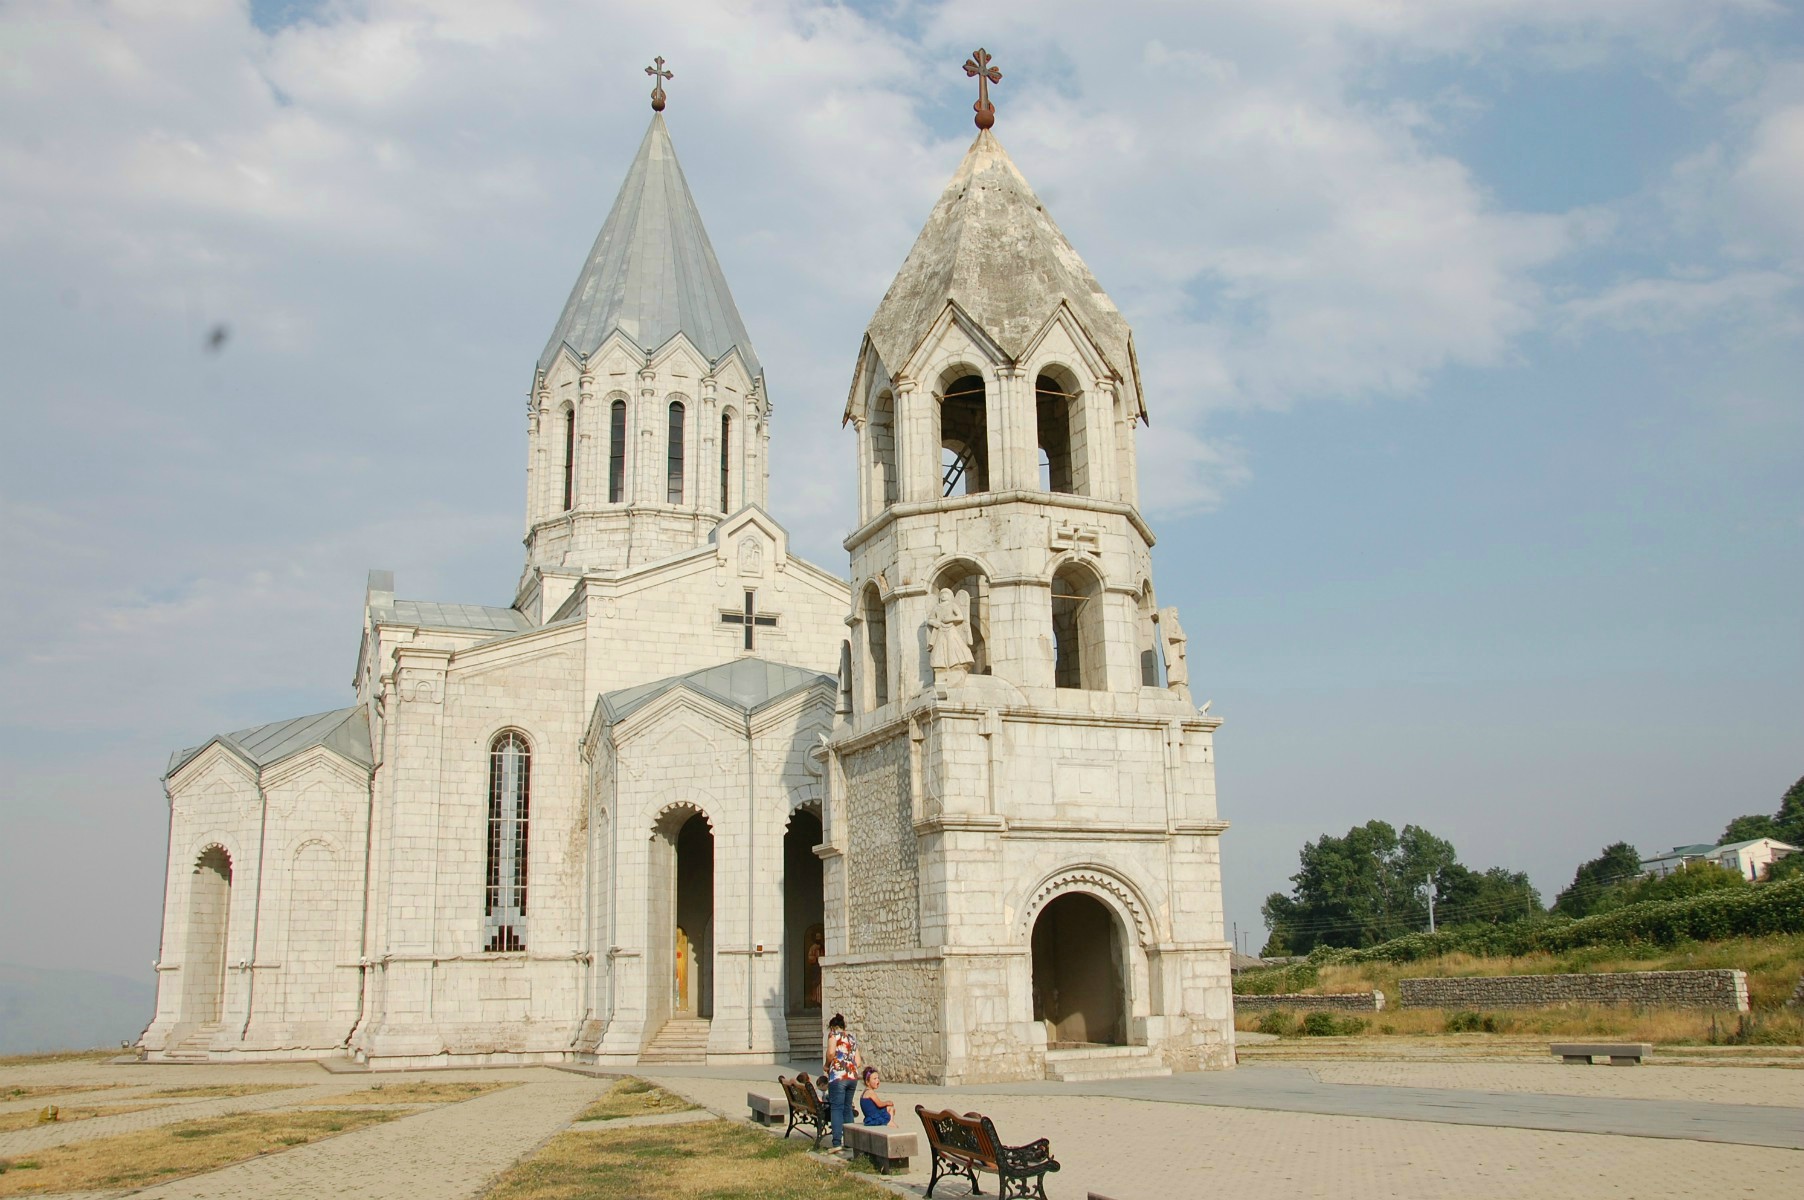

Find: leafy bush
1232;961;1320;995
1309;878;1804;967
1444;1011;1501;1033
1300;1012;1368;1037
1254;1010;1297;1037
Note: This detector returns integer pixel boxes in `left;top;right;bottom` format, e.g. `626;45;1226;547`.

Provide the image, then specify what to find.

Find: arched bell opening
938;372;989;496
783;806;824;1019
1031;891;1128;1047
1035;368;1087;496
186;845;233;1025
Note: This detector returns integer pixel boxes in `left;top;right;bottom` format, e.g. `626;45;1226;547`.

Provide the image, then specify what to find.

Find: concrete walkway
121;1069;604;1200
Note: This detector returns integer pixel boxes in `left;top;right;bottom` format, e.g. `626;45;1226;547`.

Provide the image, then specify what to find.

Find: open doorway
783;807;824;1016
671;812;714;1018
1031;892;1127;1046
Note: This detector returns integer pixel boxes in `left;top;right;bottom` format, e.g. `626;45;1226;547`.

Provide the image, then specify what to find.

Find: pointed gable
539;115;761;379
863;129;1143;417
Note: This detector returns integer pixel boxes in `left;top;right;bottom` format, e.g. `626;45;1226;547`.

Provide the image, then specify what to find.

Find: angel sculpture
926;588;975;685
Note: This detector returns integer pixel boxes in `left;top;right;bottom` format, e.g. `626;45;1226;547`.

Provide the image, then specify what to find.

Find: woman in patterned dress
823;1012;863;1149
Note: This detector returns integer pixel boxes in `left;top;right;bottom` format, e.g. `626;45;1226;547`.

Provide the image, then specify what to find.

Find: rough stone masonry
1399;970;1749;1012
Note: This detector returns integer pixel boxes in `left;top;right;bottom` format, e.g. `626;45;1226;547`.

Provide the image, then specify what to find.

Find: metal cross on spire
646;55;673;112
964;47;1001;130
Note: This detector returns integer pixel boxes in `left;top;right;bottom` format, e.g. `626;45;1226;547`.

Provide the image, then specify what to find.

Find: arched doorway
672;813;714;1018
783;807;824;1016
186;846;233;1024
1031;892;1126;1046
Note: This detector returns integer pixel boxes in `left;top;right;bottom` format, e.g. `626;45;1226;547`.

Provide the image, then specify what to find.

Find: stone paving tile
1312;1060;1804;1106
653;1074;1804;1200
120;1070;604;1200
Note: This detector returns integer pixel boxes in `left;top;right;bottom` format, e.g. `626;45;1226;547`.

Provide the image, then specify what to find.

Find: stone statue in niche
1159;606;1190;696
927;588;975;686
738;536;764;576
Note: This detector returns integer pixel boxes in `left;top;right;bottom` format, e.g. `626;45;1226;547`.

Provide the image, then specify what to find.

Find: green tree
1776;775;1804;845
1261;820;1459;954
1552;842;1642;918
1435;864;1543;927
1720;813;1780;844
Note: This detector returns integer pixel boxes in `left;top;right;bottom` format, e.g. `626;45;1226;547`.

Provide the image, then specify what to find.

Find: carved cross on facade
646;56;673;112
964;47;1001;130
719;588;779;650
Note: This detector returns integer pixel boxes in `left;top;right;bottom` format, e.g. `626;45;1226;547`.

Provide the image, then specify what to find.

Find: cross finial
963;47;1001;130
645;56;673;112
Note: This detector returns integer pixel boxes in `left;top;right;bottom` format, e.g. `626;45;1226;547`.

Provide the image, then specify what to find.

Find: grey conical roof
864;129;1141;417
539;115;760;379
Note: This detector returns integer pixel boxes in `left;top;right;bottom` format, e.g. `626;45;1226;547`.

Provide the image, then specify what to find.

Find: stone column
991;365;1033;492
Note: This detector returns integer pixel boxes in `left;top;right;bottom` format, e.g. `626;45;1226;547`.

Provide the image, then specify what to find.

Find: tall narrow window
863;584;888;708
608;400;626;503
667;401;686;504
720;412;733;512
485;732;530;952
1051;563;1104;690
870;390;897;509
561;407;577;511
1036;373;1084;494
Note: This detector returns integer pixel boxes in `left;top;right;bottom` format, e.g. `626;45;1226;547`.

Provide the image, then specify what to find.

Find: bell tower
820;54;1234;1085
520;70;770;614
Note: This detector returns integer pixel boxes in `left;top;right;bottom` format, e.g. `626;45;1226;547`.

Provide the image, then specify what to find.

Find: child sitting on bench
858;1066;896;1126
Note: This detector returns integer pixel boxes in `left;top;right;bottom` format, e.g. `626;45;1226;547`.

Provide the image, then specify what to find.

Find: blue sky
1;0;1799;978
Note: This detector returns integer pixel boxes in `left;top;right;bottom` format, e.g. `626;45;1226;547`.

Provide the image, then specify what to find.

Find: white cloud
1562;269;1798;334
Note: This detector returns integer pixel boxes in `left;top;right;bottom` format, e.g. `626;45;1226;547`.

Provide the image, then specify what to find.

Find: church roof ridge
862;129;1142;418
166;705;372;781
599;658;833;726
538;114;761;380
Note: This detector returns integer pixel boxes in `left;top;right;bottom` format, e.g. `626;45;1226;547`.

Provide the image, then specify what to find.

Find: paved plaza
1;1049;1799;1199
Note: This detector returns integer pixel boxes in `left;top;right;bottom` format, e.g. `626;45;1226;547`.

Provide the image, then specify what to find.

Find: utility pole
1426;873;1437;934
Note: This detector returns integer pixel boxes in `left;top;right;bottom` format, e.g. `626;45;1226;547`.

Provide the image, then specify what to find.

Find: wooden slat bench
916;1104;1060;1199
777;1075;829;1148
1550;1041;1653;1066
845;1123;919;1174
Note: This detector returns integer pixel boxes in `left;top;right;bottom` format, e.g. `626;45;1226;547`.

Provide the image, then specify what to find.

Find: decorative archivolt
192;840;235;875
1021;865;1153;944
650;798;714;836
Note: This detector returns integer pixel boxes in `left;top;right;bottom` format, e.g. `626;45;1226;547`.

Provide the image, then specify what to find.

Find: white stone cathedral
142;80;1234;1082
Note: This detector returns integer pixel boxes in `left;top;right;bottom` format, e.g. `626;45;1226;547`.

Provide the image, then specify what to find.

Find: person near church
858;1066;895;1126
823;1012;863;1148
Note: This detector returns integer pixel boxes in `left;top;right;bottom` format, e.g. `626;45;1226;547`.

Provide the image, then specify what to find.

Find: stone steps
1043;1044;1171;1083
639;1018;711;1065
160;1024;220;1062
786;1012;822;1062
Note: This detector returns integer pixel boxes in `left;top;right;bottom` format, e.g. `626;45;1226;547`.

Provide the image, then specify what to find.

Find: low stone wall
1398;970;1749;1012
1233;991;1385;1013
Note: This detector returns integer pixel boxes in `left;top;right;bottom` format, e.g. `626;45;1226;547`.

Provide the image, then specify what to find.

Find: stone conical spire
539;115;760;379
864;129;1142;417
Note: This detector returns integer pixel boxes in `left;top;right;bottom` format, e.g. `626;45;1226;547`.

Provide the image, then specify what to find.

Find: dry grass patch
146;1083;304;1100
303;1081;519;1106
0;1103;169;1134
486;1119;888;1199
0;1108;396;1195
0;1050;115;1069
575;1078;697;1122
0;1083;129;1103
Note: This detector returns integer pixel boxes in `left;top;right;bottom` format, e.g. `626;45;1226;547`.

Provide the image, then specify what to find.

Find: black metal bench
777;1074;829;1149
916;1104;1059;1199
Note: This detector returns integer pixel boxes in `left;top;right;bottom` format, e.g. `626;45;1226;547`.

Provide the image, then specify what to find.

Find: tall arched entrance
783;807;824;1017
1031;892;1127;1046
672;812;714;1018
185;846;233;1024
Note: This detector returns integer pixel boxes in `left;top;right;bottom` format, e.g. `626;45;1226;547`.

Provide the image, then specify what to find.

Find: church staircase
161;1024;219;1063
639;1018;711;1065
785;1010;823;1063
1043;1044;1171;1083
